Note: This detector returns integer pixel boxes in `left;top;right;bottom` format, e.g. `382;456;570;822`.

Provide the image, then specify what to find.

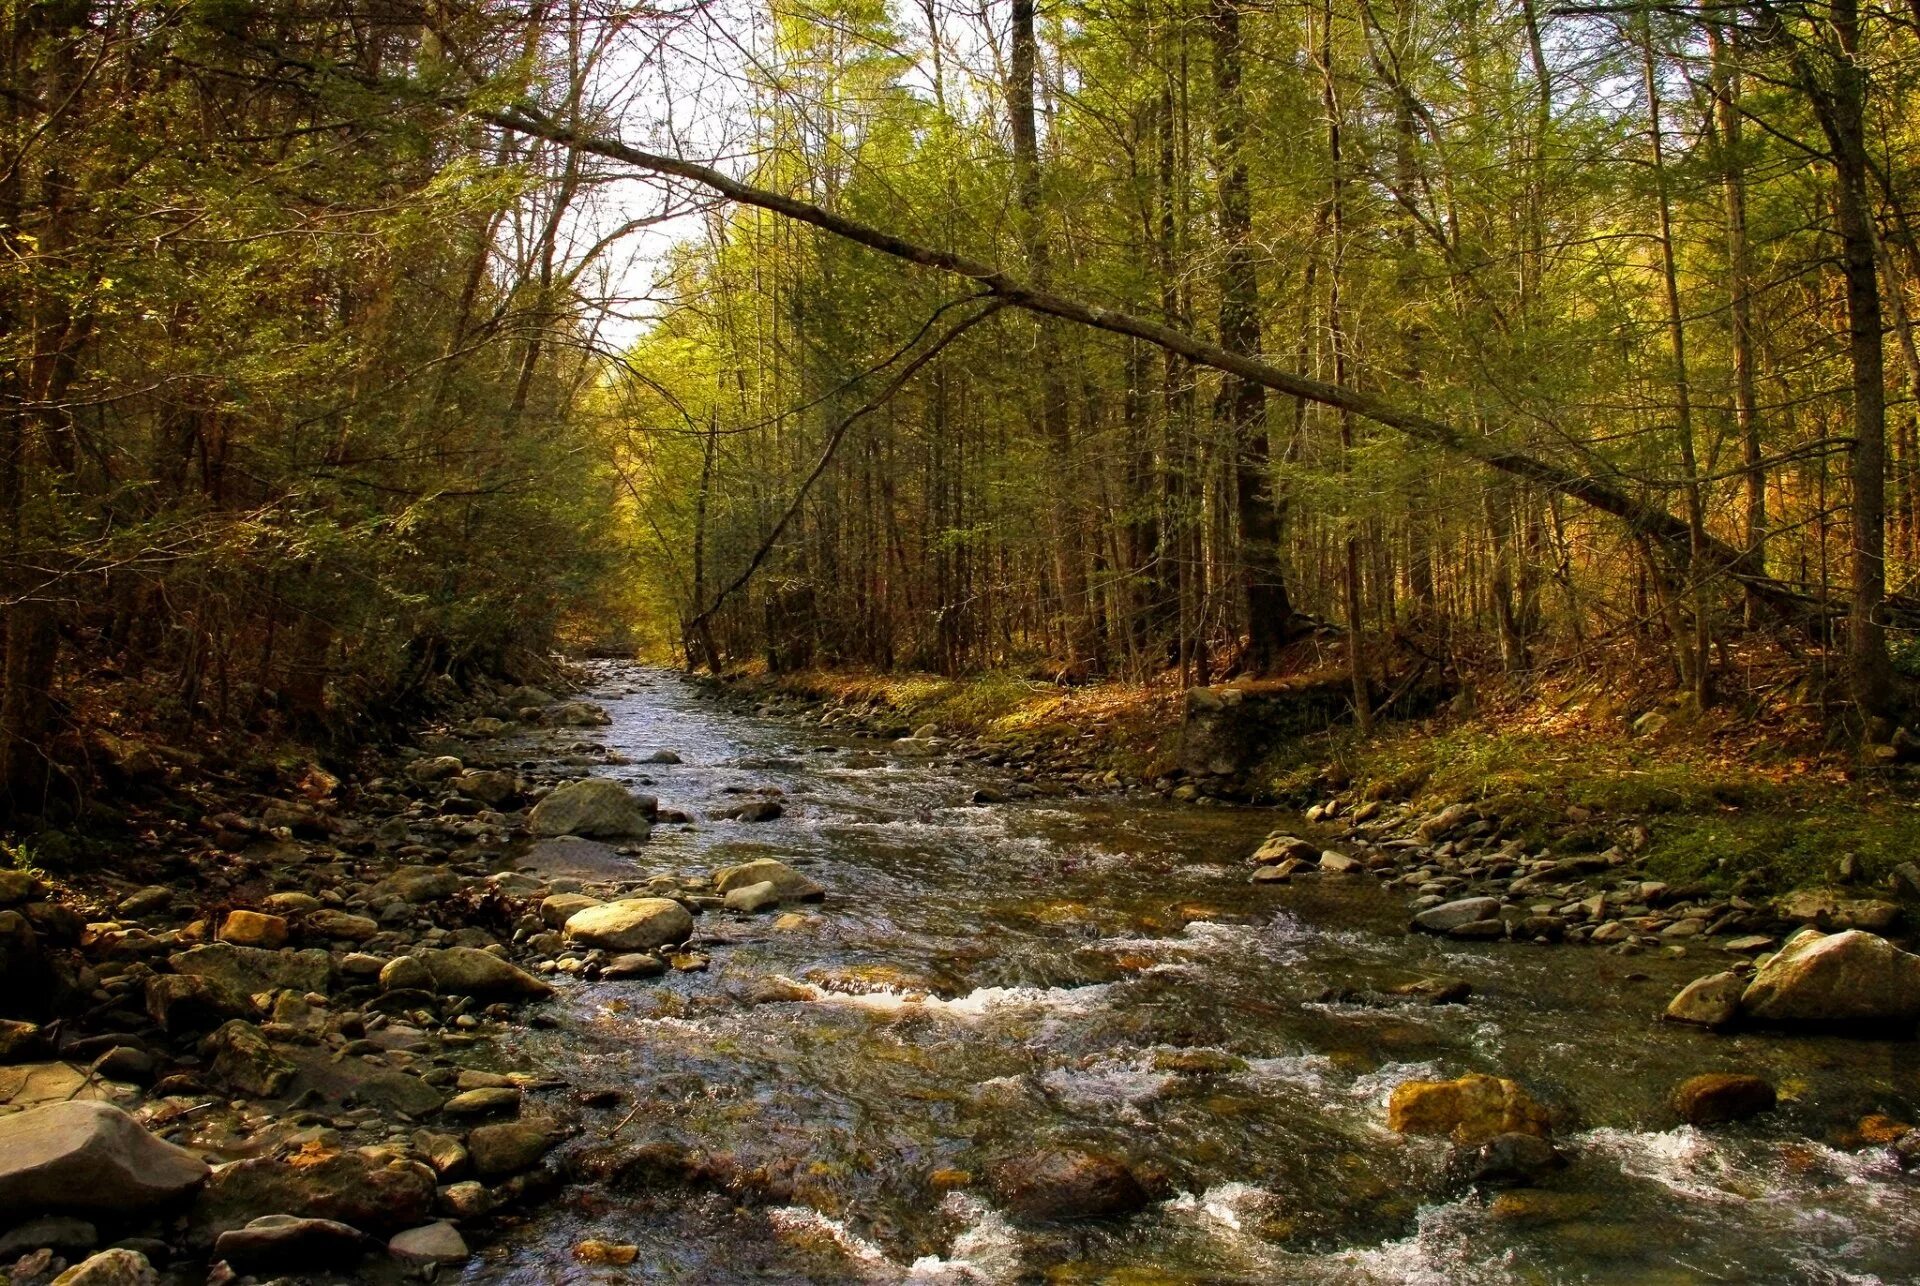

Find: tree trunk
1009;0;1093;672
1211;0;1294;674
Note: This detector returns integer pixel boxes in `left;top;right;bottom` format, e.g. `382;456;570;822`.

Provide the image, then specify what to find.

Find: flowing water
471;663;1920;1284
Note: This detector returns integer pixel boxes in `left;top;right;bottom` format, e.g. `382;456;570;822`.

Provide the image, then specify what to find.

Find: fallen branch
485;102;1893;630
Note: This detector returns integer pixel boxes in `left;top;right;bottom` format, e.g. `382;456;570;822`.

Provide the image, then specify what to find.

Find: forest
7;3;1920;1282
8;0;1920;829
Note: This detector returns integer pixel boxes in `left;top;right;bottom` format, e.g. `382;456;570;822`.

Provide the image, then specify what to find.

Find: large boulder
1388;1073;1551;1145
0;1101;209;1217
192;1146;436;1239
169;943;330;997
989;1149;1149;1221
529;778;654;840
712;859;824;902
563;899;693;952
1739;929;1920;1027
420;947;553;1000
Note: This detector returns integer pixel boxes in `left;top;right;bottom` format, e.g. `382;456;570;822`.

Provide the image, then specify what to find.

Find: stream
471;663;1920;1283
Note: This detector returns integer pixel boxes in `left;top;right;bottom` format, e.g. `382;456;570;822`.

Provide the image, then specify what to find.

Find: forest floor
728;661;1920;901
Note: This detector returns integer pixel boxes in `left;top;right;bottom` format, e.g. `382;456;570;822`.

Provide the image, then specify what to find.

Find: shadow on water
469;663;1920;1284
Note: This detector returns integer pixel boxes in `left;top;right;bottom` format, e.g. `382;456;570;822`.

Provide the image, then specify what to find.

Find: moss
1258;706;1912;898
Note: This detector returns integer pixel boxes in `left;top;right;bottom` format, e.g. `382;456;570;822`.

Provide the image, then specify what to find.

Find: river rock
170;942;330;997
1452;1131;1565;1187
454;770;518;807
389;1220;469;1266
411;1129;468;1179
540;893;602;928
1672;1073;1776;1125
601;952;666;979
1774;889;1901;932
0;871;45;907
990;1148;1149;1221
1665;972;1745;1029
1391;976;1473;1005
1252;835;1319;865
1739;929;1920;1027
555;701;612;727
713;859;824;902
1388;1073;1551;1144
212;1214;374;1272
420;947;553;999
0;1101;209;1216
0;1062;136;1111
146;973;248;1032
562;898;693;952
303;909;379;942
379;955;432;992
205;1021;295;1097
529;778;654;839
715;799;784;822
49;1249;156;1286
442;1086;520;1117
383;868;463;904
407;756;464;783
193;1147;437;1238
467;1120;559;1177
0;1215;96;1258
0;1018;48;1062
1412;897;1501;934
723;881;781;913
218;910;288;949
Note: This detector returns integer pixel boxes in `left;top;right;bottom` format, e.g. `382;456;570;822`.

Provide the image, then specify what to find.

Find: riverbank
717;664;1920;904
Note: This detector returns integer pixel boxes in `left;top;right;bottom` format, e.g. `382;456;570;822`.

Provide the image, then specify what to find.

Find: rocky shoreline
0;667;830;1284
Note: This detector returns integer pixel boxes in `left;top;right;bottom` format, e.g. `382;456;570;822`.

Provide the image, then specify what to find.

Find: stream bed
472;663;1920;1283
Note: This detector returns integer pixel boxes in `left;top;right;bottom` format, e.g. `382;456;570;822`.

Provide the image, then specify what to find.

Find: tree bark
1212;0;1295;674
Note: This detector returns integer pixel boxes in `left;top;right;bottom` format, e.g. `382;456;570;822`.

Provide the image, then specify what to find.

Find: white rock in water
563;898;694;952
